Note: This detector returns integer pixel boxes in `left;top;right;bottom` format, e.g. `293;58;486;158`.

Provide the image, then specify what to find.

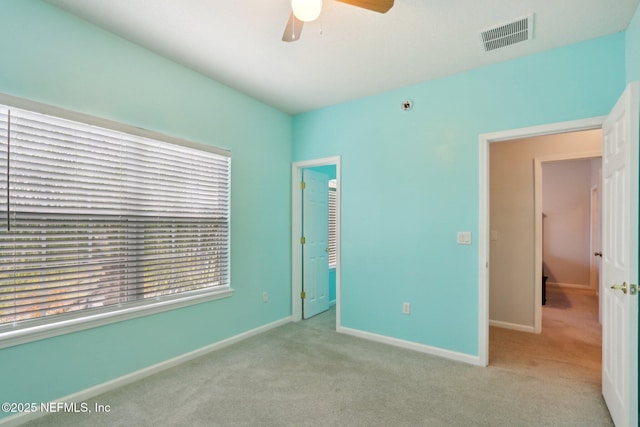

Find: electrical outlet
457;231;472;245
262;292;268;303
403;302;411;314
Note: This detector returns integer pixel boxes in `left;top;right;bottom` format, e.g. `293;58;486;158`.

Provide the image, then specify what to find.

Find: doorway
291;156;341;326
478;117;604;366
539;157;602;294
537;154;603;318
487;130;602;340
487;146;604;386
479;84;639;425
301;165;334;319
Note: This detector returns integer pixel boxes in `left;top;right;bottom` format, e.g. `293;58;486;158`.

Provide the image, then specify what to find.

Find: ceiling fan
282;0;394;42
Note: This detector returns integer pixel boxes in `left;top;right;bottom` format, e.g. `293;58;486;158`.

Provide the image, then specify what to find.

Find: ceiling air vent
480;14;534;52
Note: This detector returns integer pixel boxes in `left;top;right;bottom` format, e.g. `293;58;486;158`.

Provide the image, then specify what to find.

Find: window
328;179;337;268
0;102;231;341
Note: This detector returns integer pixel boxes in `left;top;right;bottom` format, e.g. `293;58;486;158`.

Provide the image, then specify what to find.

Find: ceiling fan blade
282;11;304;42
335;0;394;13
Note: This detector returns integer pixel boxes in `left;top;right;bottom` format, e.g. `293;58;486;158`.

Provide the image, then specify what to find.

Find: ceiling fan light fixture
291;0;322;22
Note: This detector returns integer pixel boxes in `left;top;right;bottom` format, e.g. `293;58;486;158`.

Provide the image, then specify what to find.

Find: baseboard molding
337;326;482;366
547;282;596;293
489;319;535;333
0;316;293;427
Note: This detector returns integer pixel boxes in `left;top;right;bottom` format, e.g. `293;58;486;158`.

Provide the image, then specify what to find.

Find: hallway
490;286;602;386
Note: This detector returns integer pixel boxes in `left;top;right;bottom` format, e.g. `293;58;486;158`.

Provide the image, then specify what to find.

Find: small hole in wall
401;100;413;111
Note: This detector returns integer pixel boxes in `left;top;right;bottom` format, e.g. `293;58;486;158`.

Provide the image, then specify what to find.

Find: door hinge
300;236;306;244
300;181;306;190
301;291;306;299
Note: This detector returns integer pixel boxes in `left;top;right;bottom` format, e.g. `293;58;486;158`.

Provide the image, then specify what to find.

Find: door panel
302;169;329;319
602;82;639;427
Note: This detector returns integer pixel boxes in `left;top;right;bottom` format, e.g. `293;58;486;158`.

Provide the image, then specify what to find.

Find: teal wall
626;2;640;416
329;268;337;304
293;33;626;355
308;165;337;180
627;3;640;83
0;0;292;415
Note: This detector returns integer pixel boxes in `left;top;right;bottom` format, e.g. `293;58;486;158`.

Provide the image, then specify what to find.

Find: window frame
0;93;233;350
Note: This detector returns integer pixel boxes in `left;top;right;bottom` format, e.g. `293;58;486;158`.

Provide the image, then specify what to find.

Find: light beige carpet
20;288;612;426
490;286;603;386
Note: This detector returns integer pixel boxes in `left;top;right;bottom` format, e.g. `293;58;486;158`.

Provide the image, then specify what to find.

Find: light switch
490;230;498;241
457;231;472;245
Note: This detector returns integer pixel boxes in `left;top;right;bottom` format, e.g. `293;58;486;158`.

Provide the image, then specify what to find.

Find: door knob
610;282;638;295
594;251;602;257
611;282;628;294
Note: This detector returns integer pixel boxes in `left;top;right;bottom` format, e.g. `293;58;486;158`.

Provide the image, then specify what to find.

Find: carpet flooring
21;287;612;426
490;286;603;387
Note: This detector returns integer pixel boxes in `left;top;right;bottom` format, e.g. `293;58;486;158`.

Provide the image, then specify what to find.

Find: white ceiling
46;0;639;114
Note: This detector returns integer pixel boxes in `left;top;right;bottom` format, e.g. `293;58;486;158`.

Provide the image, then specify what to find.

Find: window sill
0;288;234;350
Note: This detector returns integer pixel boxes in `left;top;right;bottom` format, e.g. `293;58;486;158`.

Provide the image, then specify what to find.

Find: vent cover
480;14;534;52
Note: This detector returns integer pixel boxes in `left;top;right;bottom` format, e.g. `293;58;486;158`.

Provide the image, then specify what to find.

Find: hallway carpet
490;286;602;387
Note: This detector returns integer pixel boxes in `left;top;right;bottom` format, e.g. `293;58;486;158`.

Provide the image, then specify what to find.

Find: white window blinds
328;179;337;267
0;105;230;329
0;108;8;234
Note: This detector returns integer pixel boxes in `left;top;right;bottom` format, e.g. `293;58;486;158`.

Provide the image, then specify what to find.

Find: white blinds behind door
0;107;230;327
328;182;337;267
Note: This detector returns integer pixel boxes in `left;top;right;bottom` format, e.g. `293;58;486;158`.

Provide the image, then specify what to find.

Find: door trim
478;116;605;367
292;156;341;325
589;185;599;293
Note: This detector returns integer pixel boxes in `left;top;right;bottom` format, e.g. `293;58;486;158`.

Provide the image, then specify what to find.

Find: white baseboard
547;282;596;293
0;316;293;427
489;319;536;333
337;326;482;366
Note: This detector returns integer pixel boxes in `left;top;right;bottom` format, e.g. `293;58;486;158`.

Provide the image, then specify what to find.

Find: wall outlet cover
402;302;411;314
457;231;472;245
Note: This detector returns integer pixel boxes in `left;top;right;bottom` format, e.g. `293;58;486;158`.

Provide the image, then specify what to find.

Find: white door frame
589;185;600;293
292;156;341;325
478;116;605;366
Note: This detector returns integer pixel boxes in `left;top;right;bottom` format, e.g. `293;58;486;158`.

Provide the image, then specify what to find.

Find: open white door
602;82;639;427
302;168;330;319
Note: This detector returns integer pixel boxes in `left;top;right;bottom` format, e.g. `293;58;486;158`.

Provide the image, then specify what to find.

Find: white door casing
590;185;600;293
302;168;330;319
601;82;639;427
589;184;605;324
